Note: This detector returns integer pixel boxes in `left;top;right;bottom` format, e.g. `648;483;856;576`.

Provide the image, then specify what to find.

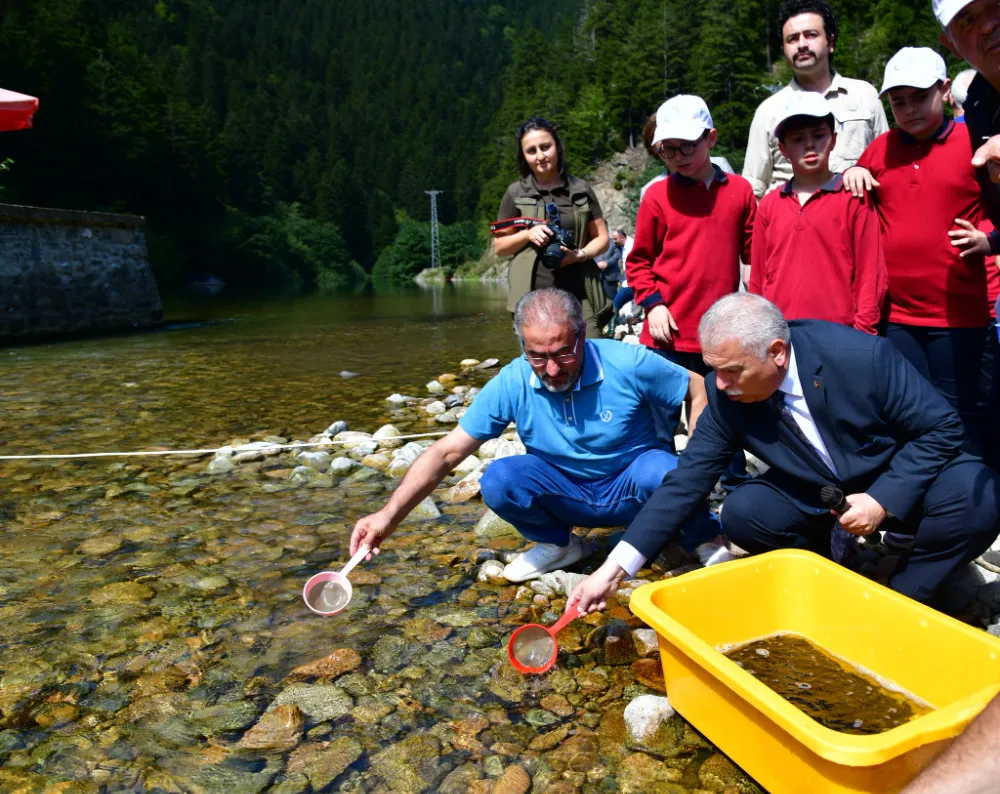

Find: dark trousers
978;320;1000;471
613;286;634;313
651;348;750;491
720;460;1000;603
886;323;987;458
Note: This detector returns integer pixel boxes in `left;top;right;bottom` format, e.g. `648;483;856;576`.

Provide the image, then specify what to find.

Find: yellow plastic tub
628;549;1000;794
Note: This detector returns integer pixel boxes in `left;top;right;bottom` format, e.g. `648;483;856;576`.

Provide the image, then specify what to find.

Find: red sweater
856;122;989;328
749;175;887;334
627;169;756;353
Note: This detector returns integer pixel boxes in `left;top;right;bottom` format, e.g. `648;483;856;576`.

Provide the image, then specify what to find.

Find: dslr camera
540;202;575;270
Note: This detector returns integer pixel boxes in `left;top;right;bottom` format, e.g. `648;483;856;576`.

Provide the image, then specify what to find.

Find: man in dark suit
568;292;1000;613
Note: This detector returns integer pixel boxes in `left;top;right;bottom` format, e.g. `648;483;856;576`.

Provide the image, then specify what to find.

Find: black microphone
820;485;850;515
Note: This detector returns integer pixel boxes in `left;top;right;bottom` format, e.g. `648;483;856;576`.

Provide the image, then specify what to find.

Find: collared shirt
748;172;887;334
964;75;1000;252
777;346;839;478
628;166;756;353
857;120;991;328
458;339;688;480
742;72;889;199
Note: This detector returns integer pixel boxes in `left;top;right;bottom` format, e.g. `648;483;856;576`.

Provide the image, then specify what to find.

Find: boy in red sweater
845;47;993;455
749;91;887;334
628;94;756;489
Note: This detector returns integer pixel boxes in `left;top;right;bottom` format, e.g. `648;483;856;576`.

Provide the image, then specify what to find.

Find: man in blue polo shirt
349;288;724;582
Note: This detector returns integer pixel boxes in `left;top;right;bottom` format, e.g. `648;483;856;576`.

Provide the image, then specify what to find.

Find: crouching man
349;288;722;582
570;293;1000;613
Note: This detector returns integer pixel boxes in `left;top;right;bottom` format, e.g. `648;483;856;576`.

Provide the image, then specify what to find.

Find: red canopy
0;88;39;132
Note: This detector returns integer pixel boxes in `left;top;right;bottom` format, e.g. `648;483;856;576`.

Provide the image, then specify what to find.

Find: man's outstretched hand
349;510;395;559
973;137;1000;184
566;558;629;615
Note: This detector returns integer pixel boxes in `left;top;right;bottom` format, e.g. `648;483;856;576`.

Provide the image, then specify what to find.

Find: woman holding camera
493;117;610;336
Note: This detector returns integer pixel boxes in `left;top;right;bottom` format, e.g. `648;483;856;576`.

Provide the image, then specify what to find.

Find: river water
0;284;761;793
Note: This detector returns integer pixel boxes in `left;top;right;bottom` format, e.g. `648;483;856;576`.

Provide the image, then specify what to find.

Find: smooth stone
333;431;374;445
346;441;379;460
339;371;358;378
370;732;442;793
632;658;666;692
373;424;403;450
492;764;531;794
442;471;482;504
238;704;305;751
287;736;363;790
479;438;501;459
438;373;458;386
493;440;524;460
525;709;558;728
617;753;685;793
360;452;392;471
289;466;330;485
325;421;349;435
453;455;481;476
190;699;258;733
698;753;763;792
287;649;363;682
207;456;234;474
475;358;500;369
475;509;520;540
425;401;447;415
426;380;445;394
298;451;331;472
632;629;660;658
460;359;481;368
329;457;358;476
467;627;500;649
405;497;440;521
386;394;412;405
624;695;676;747
477;560;507;583
79;536;122;556
434;411;458;424
90;581;155;605
269;684;353;722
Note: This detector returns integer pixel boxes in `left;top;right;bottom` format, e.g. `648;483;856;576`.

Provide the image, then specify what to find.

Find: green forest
0;0;949;291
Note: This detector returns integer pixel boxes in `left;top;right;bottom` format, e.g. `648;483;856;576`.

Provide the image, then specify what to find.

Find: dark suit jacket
622;320;967;560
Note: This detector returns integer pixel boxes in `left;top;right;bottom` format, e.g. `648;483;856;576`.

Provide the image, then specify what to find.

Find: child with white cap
747;91;887;335
844;46;994;456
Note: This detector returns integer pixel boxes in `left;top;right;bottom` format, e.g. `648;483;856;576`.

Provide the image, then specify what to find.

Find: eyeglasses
545;202;561;223
657;134;707;159
523;335;581;366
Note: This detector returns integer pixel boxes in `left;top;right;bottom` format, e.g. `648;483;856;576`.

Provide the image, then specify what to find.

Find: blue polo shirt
459;339;689;480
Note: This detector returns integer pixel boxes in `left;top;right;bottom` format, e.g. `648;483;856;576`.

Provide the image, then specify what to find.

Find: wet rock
370;732;442;792
453;454;482;476
90;581;154;605
467;627;500;649
343;465;382;484
538;570;588;597
289;465;329;485
207;456;234;475
541;694;574;717
477;560;507;584
238;704;305;751
269;684;352;722
270;773;310;794
360;452;392;471
484;755;505;777
461;358;481;368
475;509;520;540
440;763;483;794
373;424;403;450
525;708;559;728
386;394;414;405
287;736;363;790
589;620;638;666
434;611;476;628
333;430;372;445
631;658;666;692
444;393;465;409
33;702;79;729
474;549;498;564
372;636;412;672
328;457;358;476
352;700;395;725
190;699;258;734
479;438;501;459
405;497;441;521
493;440;524;460
698;753;763;793
78;535;123;556
435;410;459;424
403;617;453;643
492;764;531;794
346;441;379;460
545;732;600;773
298;451;331;472
476;358;500;370
632;629;659;658
426;380;445;394
617;752;686;793
325;421;349;435
529;724;572;751
488;661;528;703
287;649;363;682
442;470;482;503
624;695;678;756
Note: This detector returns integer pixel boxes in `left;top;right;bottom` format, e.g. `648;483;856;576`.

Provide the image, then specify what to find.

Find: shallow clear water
0;283;761;792
511;626;557;669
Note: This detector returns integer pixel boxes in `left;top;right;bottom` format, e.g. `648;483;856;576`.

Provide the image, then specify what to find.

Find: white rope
0;431;452;462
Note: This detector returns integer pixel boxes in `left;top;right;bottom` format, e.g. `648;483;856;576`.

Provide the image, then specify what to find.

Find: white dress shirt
608;346;837;576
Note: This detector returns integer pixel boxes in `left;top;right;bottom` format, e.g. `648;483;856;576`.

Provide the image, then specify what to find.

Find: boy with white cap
628;95;756;367
748;91;887;335
844;46;994;455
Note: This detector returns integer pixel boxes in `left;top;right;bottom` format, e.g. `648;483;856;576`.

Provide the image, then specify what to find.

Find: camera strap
489;217;548;235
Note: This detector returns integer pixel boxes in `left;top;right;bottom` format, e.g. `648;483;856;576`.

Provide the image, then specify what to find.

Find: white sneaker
695;538;736;567
502;535;591;582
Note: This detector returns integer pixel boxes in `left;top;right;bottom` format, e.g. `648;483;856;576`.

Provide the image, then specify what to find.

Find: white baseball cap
652;95;713;145
880;47;948;94
773;91;836;139
933;0;973;27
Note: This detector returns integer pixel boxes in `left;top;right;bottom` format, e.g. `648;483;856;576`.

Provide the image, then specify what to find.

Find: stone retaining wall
0;203;162;342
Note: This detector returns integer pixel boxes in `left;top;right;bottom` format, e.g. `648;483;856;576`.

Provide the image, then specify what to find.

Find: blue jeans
479;449;720;553
886;323;987;458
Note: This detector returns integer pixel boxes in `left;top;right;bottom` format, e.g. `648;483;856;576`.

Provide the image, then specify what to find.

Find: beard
542;379;574;393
